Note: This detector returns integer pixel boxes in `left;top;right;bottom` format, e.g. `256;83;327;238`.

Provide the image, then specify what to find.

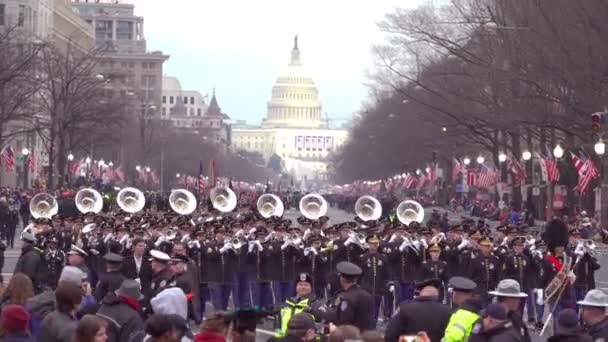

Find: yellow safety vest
442;308;480;342
276;297;312;337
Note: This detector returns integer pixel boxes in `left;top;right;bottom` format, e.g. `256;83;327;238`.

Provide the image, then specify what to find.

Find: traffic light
592;112;602;134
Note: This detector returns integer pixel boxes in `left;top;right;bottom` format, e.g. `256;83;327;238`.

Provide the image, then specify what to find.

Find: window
162;107;166;115
169;96;174;104
162;96;166;104
189;108;194;116
95;20;113;40
197;108;202;116
0;4;6;26
18;5;26;26
129;62;135;68
184;96;188;104
116;21;134;40
141;62;148;69
190;97;195;105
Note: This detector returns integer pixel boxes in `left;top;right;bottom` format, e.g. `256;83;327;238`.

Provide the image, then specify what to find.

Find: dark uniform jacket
470;254;500;296
96;292;144;342
329;284;374;332
541;253;575;304
41;249;64;288
298;249;327;290
586;317;608;340
14;244;44;291
266;240;299;282
386;243;422;283
421;259;447;282
501;253;532;291
359;252;391;296
468;320;523;342
94;270;127;302
203;241;234;284
385;296;451;342
122;255;153;291
546;330;593;342
573;253;600;292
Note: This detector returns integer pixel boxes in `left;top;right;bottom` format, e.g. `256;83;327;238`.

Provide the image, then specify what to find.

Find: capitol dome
262;36;324;129
162;76;182;92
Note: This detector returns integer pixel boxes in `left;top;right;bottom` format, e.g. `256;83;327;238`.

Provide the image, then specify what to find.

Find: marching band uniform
299;235;328;300
359;235;391;326
469;237;500;303
570;230;601;307
421;243;447;301
268;231;299;305
41;236;65;289
205;232;235;311
249;229;273;311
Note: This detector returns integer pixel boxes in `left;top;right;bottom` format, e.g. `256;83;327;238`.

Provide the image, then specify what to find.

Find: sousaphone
116;187;146;213
299;194;328;220
396;200;425;225
257;193;284;218
30;193;58;219
355;195;382;222
75;188;103;214
210;186;237;213
169;189;197;215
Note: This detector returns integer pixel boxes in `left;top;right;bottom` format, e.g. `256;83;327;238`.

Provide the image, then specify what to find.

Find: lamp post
21;148;30;189
595;140;608;226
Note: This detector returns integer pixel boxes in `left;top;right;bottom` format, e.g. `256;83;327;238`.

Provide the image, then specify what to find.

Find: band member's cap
295;273;313;285
103;253;124;264
336;261;362;277
479;237;493;247
68;244;89;257
428;243;441;252
366;234;380;244
149;249;171;263
469;230;483;240
20;232;36;243
448;276;477;292
511;236;525;246
170;254;189;264
570;229;582;237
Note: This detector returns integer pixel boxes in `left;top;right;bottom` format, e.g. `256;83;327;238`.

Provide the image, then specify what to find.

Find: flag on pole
403;174;415;189
115;166;125;182
198;161;205;193
208;159;217;188
507;157;526;184
1;145;14;172
452;158;464;181
544;146;560;183
571;152;599;195
26;154;35;171
416;174;427;190
534;152;549;182
476;165;499;188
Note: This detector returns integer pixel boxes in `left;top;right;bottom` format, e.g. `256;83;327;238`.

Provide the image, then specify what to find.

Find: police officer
443;276;483;342
578;289;608;340
359;234;391;326
94;252;126;302
14;232;44;292
327;261;374;332
148;250;175;301
276;273;323;337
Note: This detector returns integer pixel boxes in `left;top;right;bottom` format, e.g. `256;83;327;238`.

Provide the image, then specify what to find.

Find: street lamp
108;161;114;167
145;166;151;173
522;150;532;161
85;157;91;164
463;157;471;166
442;127;447;132
176;173;181;178
498;152;507;163
135;165;141;171
67;153;74;162
595;141;606;156
21;148;30;156
98;159;105;167
95;74;104;80
416;169;421;175
553;144;564;159
476;155;485;164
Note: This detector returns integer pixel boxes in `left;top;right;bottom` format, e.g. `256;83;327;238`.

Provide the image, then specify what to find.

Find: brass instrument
396;200;424;225
30;193;58;219
169;189;197;215
75;188;103;214
355;195;382;222
256;194;284;218
210;186;237;213
116;187;146;213
299;194;328;220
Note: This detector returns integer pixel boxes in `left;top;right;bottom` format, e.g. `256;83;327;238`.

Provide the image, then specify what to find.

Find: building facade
232;37;349;180
161;76;231;150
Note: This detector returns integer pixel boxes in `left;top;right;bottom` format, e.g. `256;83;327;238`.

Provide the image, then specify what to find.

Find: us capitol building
232;37;349;180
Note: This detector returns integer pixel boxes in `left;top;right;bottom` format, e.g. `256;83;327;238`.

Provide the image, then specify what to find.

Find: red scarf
547;254;563;271
119;295;140;311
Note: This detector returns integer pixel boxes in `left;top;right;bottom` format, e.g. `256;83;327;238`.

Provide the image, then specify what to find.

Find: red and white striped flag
151;170;160;184
416;174;427;190
403;174;416;189
452;158;464;181
115;166;125;182
571;152;599;194
26;154;35;171
476;165;499;188
507;158;526;184
466;170;476;185
1;146;15;172
546;156;560;183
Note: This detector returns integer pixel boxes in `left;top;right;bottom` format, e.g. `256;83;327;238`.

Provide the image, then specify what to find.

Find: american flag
476;165;499;188
545;146;560;183
571;152;599;195
151;170;159;184
115;166;125;182
426;163;437;183
466;169;476;185
26;154;35;171
452;158;464;181
198;160;205;193
507;157;526;184
416;174;427;190
403;174;416;189
1;146;14;171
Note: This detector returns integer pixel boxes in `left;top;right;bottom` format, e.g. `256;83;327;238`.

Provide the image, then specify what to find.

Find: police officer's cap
448;276;477;292
415;278;443;292
103;252;124;264
21;232;36;243
336;261;362;277
149;249;171;263
295;272;313;285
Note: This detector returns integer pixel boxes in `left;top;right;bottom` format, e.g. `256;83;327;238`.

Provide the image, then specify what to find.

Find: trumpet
429;232;446;245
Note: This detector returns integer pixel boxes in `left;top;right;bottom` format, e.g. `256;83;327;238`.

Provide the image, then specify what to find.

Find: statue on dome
294;35;298;50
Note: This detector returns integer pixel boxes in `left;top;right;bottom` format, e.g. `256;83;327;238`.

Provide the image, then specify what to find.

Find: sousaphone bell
30;193;58;219
210;186;237;213
75;188;103;214
116;187;146;213
355;195;382;222
299;194;328;220
257;194;284;218
169;189;197;215
396;200;425;226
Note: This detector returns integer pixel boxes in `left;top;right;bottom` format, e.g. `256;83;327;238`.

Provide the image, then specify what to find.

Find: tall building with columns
232;37;348;181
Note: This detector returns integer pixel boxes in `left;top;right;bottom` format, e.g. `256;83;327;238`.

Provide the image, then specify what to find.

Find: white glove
248;227;257;235
344;236;355;246
501;236;509;246
457;239;469;250
389;234;398;243
103;233;114;244
248;241;256;253
125;238;133;250
389;285;395;293
419;239;428;250
310;247;318;255
154;235;167;247
534;289;544;306
412;240;421;250
180;234;190;244
304;247;312;256
220;243;233;254
399;239;410;252
567;271;576;285
119;234;129;244
255;240;263;252
281;241;289;250
303;229;312;241
188;240;201;249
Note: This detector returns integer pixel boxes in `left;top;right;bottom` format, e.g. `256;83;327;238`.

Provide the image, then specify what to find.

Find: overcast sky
132;0;426;125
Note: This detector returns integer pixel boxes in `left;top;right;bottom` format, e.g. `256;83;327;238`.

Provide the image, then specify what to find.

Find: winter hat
1;304;30;332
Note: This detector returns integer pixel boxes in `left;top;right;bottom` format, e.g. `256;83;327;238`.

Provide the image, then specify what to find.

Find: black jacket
122;255;153;291
94;270;127;302
96;293;144;342
547;330;593;342
573;253;600;291
328;284;374;332
469;321;523;342
385;296;451;342
586;318;608;340
359;252;391;296
14;244;43;291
